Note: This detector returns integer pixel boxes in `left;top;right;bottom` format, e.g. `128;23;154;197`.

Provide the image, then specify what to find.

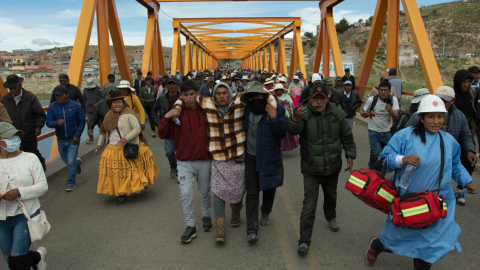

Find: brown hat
2;74;24;88
108;90;125;101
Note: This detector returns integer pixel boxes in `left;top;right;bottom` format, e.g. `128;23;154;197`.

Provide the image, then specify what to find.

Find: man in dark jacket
342;68;356;90
343;80;362;128
133;71;145;95
87;85;120;143
139;77;158;137
102;73;118;90
83;78;105;144
387;68;403;109
50;74;86;111
199;78;215;97
287;84;356;255
453;70;478;137
1;74;47;170
46;86;86;192
299;78;345;110
241;81;286;243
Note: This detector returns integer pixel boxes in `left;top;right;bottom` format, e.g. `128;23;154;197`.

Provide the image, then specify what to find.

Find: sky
0;0;454;52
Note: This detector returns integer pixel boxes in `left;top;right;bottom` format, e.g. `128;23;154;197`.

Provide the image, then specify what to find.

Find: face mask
248;99;267;115
1;135;21;153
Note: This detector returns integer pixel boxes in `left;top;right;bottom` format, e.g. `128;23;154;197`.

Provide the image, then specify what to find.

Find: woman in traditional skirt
271;83;299;151
288;75;303;107
95;90;159;206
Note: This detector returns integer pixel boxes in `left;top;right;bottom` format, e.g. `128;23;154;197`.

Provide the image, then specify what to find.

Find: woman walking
0;122;48;270
271;84;298;151
288;76;302;107
95;90;159;206
365;95;477;270
118;80;146;131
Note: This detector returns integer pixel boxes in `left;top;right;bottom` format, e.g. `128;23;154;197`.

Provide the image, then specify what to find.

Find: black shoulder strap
116;127;122;139
370;95;379;112
438;132;445;190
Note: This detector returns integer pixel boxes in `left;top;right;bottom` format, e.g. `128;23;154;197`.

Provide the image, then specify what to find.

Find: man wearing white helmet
407;86;477;206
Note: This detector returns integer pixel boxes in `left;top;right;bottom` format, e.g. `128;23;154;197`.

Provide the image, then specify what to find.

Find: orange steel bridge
0;0;439;160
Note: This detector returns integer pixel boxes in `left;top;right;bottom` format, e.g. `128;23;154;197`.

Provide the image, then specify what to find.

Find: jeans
214;194;226;220
20;139;46;171
177;160;212;227
368;130;392;167
164;139;177;169
57;138;80;187
0;210;40;263
245;153;276;235
299;173;339;244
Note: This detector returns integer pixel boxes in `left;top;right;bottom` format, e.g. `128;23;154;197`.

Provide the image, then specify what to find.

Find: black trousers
245;153;276;235
299;172;339;244
144;106;157;132
371;238;431;269
20;139;46;171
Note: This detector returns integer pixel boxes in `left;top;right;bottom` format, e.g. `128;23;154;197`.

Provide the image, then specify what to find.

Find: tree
366;16;374;26
358;19;364;24
336;18;351;34
304;32;314;39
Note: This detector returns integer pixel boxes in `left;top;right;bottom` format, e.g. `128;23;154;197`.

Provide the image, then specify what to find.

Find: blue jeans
58;138;80;187
164;138;177;169
0;209;40;263
368;130;392;167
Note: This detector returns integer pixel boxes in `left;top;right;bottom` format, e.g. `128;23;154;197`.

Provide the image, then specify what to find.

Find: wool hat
388;68;397;76
312;73;322;83
53;85;68;95
335;76;342;82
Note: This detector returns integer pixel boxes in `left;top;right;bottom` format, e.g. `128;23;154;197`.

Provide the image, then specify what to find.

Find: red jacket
158;107;211;161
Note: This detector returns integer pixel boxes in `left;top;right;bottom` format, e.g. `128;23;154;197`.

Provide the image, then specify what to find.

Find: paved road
3;120;479;270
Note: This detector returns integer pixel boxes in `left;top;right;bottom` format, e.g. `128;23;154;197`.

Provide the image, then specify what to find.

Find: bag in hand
116;128;139;159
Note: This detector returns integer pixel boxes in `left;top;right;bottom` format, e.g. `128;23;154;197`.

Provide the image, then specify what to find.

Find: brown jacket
1;89;46;141
0;103;12;124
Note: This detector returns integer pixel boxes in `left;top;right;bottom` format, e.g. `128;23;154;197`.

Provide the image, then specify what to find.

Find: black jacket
343;90;362;118
152;90;181;125
133;77;146;94
50;84;85;111
453;70;478;129
2;89;46;141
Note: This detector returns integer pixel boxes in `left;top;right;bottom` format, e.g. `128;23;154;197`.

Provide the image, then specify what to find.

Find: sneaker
76;157;82;175
86;138;95;145
455;188;466;206
202;217;213;232
36;247;47;270
365;237;379;267
180;226;197;243
260;214;270;226
247;233;258;243
66;186;76;192
297;243;309;255
170;168;176;179
328;219;339;232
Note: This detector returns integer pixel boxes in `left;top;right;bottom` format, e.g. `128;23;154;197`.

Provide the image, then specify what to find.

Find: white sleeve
392;97;400;111
18;155;48;200
363;97;373;111
395;155;405;166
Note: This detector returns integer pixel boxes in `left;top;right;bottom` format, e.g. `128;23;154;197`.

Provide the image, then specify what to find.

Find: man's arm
74;104;86;139
45;106;57;128
458;113;477;154
31;96;46;130
88;104;100;130
138;87;146;104
99;89;106;101
339;116;356;159
268;103;286;139
75;87;86;111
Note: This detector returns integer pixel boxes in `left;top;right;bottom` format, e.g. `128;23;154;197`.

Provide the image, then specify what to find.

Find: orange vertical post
263;47;268;71
142;11;155;76
0;76;8;98
107;0;131;83
97;0;111;87
325;9;344;77
313;22;323;74
151;22;159;78
288;35;298;80
279;36;287;74
171;22;181;75
322;23;330;78
193;43;198;71
185;36;192;73
293;20;307;76
269;42;275;72
386;0;400;75
155;20;166;76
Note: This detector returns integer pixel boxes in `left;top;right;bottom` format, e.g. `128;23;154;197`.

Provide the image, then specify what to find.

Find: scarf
100;107;149;145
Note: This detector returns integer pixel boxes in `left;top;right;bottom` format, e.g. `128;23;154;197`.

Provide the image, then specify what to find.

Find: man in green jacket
139;77;159;137
287;84;356;256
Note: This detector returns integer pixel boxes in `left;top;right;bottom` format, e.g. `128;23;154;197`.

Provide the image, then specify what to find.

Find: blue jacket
46;99;86;140
244;102;286;190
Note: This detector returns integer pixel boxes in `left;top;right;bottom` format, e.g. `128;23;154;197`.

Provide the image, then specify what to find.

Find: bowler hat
108;90;125;101
2;74;24;88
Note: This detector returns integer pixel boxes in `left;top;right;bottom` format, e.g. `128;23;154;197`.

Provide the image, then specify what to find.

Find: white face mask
0;135;21;153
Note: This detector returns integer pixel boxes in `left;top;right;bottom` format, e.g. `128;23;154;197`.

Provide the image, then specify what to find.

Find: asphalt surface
2;120;479;270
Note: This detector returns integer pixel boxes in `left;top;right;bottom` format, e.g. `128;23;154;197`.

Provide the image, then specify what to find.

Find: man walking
83;78;105;144
46;86;86;192
387;68;403;109
158;81;212;244
342;68;356;90
134;71;145;95
1;74;47;170
199;77;215;98
87;85;118;143
139;77;158;138
360;80;399;167
332;76;344;95
287;84;356;255
103;73;118;90
50;74;85;111
343;80;362;128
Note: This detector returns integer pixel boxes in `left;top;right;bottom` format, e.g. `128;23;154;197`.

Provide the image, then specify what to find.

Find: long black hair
413;113;427;144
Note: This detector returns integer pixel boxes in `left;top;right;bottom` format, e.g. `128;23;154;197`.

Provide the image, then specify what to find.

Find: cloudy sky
0;0;452;52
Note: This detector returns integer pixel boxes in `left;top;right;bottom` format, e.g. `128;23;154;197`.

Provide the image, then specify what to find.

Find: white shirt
13;89;23;105
108;120;124;146
344;91;351;98
363;96;399;132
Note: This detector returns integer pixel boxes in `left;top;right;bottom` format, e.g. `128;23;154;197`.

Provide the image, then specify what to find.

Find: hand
292;106;307;121
472;129;476;138
465;183;477;194
94;145;101;155
157;112;160;117
150;99;156;103
118;138;128;146
72;137;80;145
360;111;370;118
2;189;20;201
164;108;181;119
265;104;277;120
385;104;392;113
57;119;66;126
35;128;41;136
402;155;421;166
467;151;477;167
93;103;98;108
140;123;145;130
345;158;353;173
88;129;93;138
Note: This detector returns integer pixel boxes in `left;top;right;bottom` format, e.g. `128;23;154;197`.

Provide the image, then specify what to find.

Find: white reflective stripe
401;204;429;217
377;188;395;202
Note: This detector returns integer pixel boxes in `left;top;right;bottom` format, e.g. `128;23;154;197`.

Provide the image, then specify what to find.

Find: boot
230;203;243;227
215;217;226;243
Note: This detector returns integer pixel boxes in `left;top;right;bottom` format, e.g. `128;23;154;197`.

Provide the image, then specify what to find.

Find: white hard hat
416;95;447;114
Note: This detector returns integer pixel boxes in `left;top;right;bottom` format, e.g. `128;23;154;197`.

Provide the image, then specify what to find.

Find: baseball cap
335;76;342;81
411;88;430;104
0;122;23;139
435;86;455;101
53;85;68;95
344;80;352;85
321;77;333;85
309;84;328;98
167;77;179;84
59;74;69;81
468;66;480;73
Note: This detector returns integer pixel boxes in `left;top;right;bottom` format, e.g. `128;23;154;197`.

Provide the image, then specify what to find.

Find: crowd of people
0;63;478;269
